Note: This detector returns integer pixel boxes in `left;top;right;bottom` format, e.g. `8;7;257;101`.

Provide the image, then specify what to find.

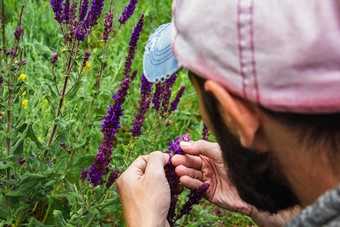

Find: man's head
143;0;340;213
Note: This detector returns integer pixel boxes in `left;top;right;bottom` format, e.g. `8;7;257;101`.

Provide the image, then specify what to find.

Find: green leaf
66;81;82;100
27;125;49;151
46;83;58;99
53;210;67;227
28;217;51;227
0;161;13;170
47;195;71;219
6;174;46;197
70;154;95;174
12;125;29;157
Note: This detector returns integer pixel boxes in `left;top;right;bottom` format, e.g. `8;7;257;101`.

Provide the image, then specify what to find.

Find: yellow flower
84;61;91;71
24;106;28;109
22;91;26;96
62;47;67;52
17;74;26;80
63;99;66;104
38;137;43;141
22;99;28;106
1;112;4;115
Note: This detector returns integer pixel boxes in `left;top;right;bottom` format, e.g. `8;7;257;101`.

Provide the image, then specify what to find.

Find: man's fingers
180;140;221;160
175;165;203;181
171;154;202;169
145;151;170;178
179;175;205;190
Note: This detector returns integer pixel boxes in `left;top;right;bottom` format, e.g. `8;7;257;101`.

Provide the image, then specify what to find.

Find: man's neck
263;118;340;207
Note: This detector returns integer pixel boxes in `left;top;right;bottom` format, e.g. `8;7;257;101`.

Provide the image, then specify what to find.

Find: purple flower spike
80;169;89;181
52;52;58;64
131;97;151;137
103;11;114;40
88;78;132;187
82;51;90;68
118;0;138;25
141;74;153;96
79;0;89;22
62;0;70;24
50;0;64;23
75;27;87;41
84;0;104;29
202;122;209;141
158;74;178;118
169;86;185;114
14;27;24;41
176;183;210;219
164;133;192;224
17;157;26;165
124;14;144;78
106;168;120;188
166;120;171;127
152;83;163;111
69;1;77;23
131;75;153;137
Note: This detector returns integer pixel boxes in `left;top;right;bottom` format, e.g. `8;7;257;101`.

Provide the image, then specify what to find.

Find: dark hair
190;72;299;212
191;72;340;153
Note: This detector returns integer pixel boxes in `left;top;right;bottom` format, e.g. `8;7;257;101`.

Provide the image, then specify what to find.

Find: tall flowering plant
0;0;227;226
163;133;210;226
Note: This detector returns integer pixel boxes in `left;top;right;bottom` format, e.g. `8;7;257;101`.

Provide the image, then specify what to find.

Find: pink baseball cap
143;0;340;113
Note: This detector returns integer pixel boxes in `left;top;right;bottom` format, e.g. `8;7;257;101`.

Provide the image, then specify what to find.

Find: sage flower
62;0;70;24
176;183;210;219
106;168;120;188
152;83;163;111
80;169;89;181
79;0;89;22
50;0;63;23
118;0;138;25
103;11;114;40
84;0;104;29
124;14;144;78
82;51;90;68
88;78;132;186
51;52;58;64
69;1;77;22
168;85;185;114
202;122;209;141
17;157;26;165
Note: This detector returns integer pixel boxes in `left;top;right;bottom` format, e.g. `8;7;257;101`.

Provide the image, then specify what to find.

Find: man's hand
116;152;170;227
171;140;253;215
171;140;301;227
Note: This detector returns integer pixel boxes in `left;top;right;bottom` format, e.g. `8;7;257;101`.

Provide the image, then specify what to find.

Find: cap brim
143;23;181;83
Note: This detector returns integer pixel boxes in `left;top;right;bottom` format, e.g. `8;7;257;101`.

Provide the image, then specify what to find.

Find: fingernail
180;141;191;148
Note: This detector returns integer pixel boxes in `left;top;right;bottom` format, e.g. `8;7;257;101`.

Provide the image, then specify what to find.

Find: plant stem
80;187;109;216
44;41;80;157
67;39;110;167
5;85;11;213
42;204;51;224
1;0;6;65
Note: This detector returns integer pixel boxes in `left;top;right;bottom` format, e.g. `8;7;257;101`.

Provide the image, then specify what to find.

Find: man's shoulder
286;184;340;227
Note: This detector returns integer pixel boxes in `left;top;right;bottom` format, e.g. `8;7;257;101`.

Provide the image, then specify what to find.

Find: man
117;0;340;226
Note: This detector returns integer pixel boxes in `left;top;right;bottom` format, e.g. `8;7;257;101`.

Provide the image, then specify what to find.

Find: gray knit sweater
286;184;340;227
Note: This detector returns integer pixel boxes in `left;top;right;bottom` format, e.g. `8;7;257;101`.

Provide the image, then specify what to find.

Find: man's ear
204;80;260;148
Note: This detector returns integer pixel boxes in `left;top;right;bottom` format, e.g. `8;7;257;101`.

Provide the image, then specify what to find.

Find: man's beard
201;92;300;213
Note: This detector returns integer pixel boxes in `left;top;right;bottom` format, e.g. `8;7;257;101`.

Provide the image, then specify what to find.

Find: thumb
180;140;221;161
145;151;170;178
